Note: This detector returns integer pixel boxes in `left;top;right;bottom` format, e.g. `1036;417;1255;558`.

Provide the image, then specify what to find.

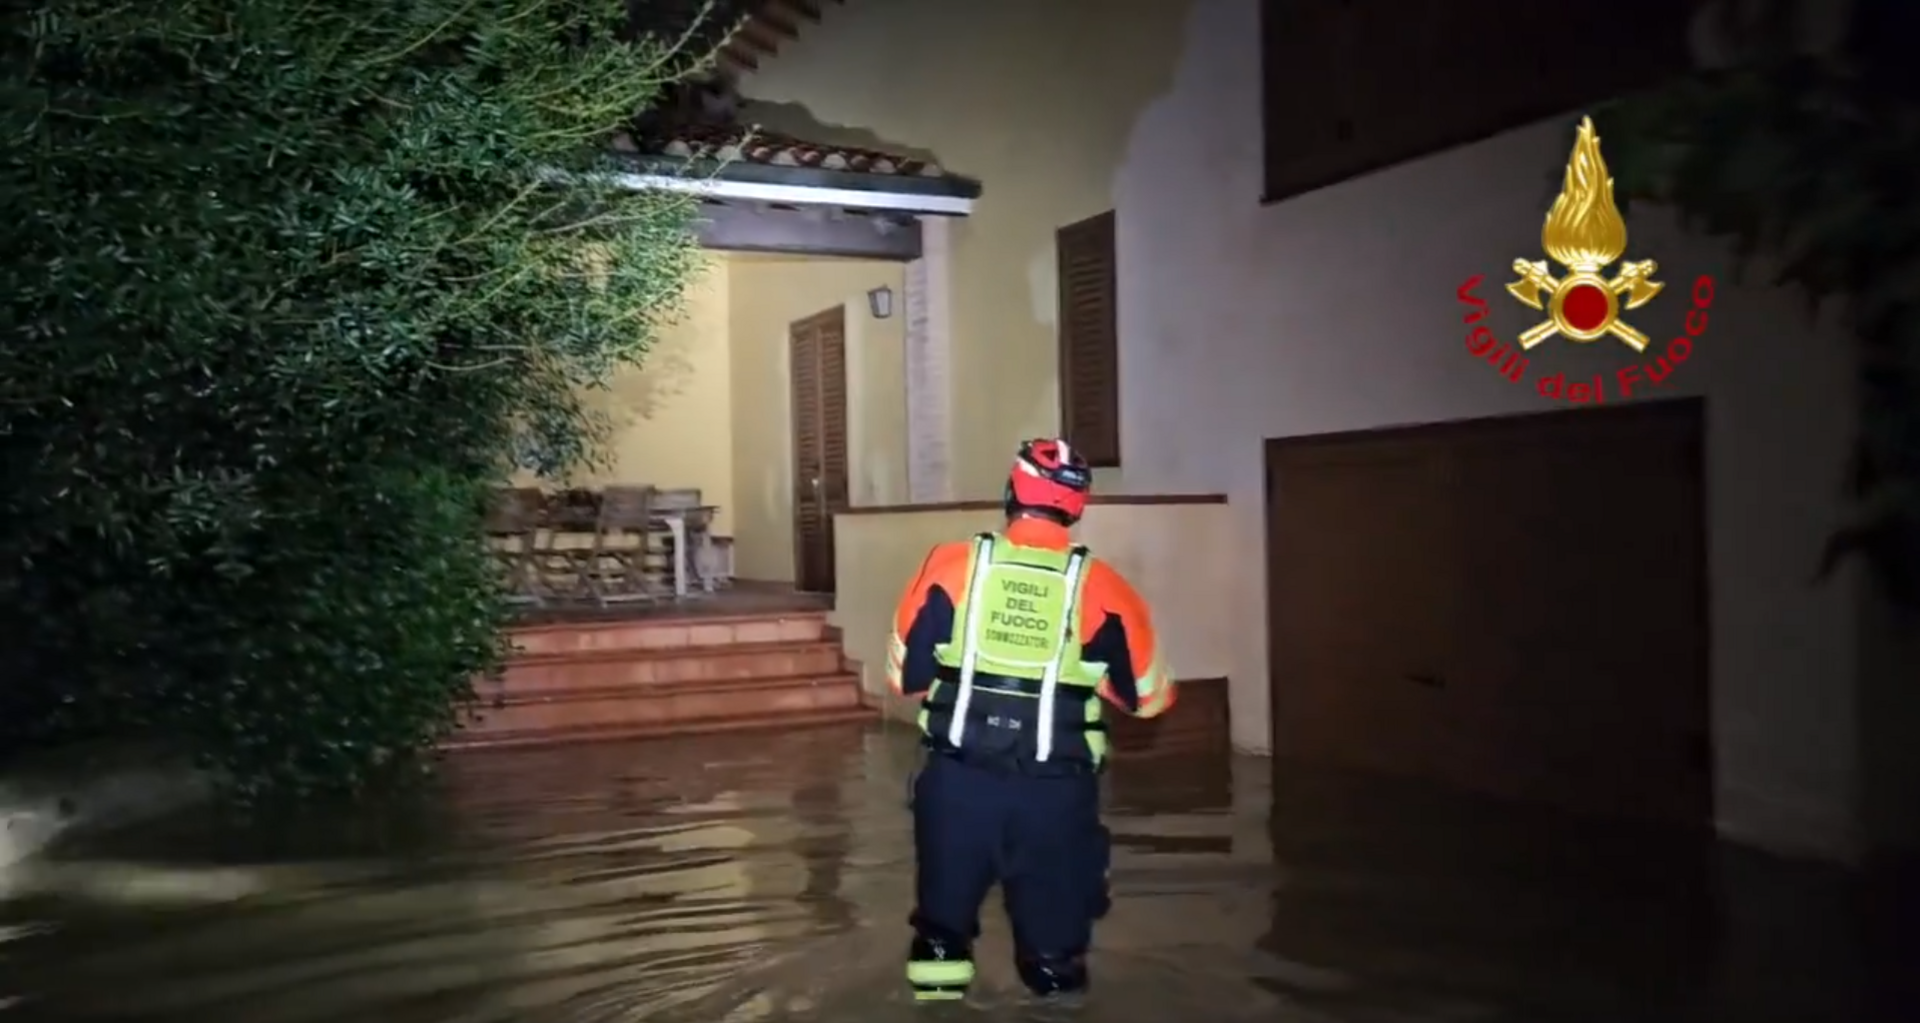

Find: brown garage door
1265;399;1710;826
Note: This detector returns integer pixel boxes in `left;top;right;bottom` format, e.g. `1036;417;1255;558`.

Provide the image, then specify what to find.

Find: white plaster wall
1114;0;1863;859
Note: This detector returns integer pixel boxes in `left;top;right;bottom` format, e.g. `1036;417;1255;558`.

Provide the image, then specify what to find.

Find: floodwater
0;720;1897;1022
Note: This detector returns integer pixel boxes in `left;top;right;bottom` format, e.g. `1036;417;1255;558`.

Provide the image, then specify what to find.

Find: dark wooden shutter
789;320;825;589
788;306;847;593
1260;0;1363;203
1056;211;1120;468
814;308;848;592
816;309;850;514
1261;0;1697;204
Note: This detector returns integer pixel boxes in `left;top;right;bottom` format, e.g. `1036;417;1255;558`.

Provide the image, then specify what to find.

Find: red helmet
1005;438;1092;523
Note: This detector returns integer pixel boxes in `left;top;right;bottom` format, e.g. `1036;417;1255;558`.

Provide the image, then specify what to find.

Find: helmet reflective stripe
945;534;1001;748
1033;548;1088;763
1054;439;1072;464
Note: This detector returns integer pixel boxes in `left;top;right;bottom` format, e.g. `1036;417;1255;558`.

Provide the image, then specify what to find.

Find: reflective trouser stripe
1033;550;1087;763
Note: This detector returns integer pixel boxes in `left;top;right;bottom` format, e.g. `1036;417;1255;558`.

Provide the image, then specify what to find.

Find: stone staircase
448;609;877;749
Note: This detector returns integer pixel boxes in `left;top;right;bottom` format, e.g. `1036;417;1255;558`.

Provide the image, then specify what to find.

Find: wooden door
789;307;849;593
1266;400;1711;826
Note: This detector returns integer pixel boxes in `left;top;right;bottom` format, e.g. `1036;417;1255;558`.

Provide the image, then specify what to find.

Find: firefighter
886;437;1176;1000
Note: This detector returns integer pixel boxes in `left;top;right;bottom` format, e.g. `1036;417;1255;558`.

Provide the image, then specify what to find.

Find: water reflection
0;721;1883;1022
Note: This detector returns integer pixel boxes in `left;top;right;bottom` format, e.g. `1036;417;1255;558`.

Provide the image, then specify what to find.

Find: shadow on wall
588;325;699;424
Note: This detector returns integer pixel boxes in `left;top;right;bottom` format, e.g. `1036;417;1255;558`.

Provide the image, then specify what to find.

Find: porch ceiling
691;200;923;261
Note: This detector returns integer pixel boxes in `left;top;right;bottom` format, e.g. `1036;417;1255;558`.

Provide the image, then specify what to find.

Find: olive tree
0;0;707;793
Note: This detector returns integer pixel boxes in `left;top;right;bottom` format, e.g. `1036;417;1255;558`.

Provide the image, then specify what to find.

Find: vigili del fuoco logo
1456;116;1717;404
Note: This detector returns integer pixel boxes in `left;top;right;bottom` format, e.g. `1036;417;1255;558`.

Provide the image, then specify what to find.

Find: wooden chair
584;485;659;605
484;488;547;604
530;489;604;603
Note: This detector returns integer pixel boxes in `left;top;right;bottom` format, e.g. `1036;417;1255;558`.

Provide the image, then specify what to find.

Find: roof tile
631;124;946;179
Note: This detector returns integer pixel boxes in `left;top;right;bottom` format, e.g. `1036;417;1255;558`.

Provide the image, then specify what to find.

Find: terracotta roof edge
617;153;983;200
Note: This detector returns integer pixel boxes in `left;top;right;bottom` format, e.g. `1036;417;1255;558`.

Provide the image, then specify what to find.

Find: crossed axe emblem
1505;259;1663;351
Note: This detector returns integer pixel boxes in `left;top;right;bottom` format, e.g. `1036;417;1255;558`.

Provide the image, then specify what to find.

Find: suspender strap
1034;548;1087;763
945;534;999;748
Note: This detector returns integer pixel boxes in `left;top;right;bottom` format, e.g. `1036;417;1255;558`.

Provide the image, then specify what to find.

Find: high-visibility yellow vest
918;533;1109;767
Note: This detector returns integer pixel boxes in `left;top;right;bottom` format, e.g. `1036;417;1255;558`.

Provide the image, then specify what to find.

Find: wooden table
531;492;718;602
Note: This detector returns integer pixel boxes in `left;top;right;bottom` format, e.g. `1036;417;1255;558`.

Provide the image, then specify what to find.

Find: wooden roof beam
751;6;799;37
719;40;759;71
708;0;843;80
736;19;785;55
764;0;822;23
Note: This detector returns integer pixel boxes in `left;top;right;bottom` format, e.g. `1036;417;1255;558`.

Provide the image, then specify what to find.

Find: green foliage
0;0;707;794
1597;0;1920;608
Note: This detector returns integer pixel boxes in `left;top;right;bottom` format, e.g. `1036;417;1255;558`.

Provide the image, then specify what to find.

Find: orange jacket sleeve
1075;559;1176;719
886;540;971;696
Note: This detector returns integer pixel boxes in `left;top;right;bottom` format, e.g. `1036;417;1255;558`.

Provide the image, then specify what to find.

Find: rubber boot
906;931;975;1001
1016;953;1088;998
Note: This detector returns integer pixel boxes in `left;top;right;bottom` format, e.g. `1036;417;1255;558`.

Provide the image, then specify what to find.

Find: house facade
595;0;1914;865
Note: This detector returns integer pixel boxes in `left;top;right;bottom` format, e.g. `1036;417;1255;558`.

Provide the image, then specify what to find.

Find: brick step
508;611;832;658
461;672;868;739
444;704;881;751
499;639;845;692
483;672;857;708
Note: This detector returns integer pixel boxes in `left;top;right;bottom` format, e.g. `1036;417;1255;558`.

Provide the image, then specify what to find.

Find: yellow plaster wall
727;254;907;583
739;0;1196;499
580;260;735;536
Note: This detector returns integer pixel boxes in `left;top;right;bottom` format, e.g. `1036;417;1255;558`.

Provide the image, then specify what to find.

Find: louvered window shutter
1259;0;1694;203
1056;211;1119;467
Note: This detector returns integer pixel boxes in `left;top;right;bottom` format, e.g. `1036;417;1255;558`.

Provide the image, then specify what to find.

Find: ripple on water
0;726;1297;1023
0;724;1880;1023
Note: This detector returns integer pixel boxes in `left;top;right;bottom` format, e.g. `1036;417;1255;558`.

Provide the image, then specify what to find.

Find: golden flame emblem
1506;117;1662;351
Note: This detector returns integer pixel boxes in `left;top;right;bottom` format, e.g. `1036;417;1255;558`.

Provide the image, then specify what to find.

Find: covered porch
524;111;1245;758
458;12;991;747
465;13;1247;752
544;103;979;602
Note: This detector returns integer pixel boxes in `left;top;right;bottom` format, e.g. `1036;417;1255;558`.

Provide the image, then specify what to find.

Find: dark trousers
911;750;1109;959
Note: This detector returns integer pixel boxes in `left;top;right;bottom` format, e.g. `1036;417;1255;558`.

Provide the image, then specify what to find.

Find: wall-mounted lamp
867;285;895;319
